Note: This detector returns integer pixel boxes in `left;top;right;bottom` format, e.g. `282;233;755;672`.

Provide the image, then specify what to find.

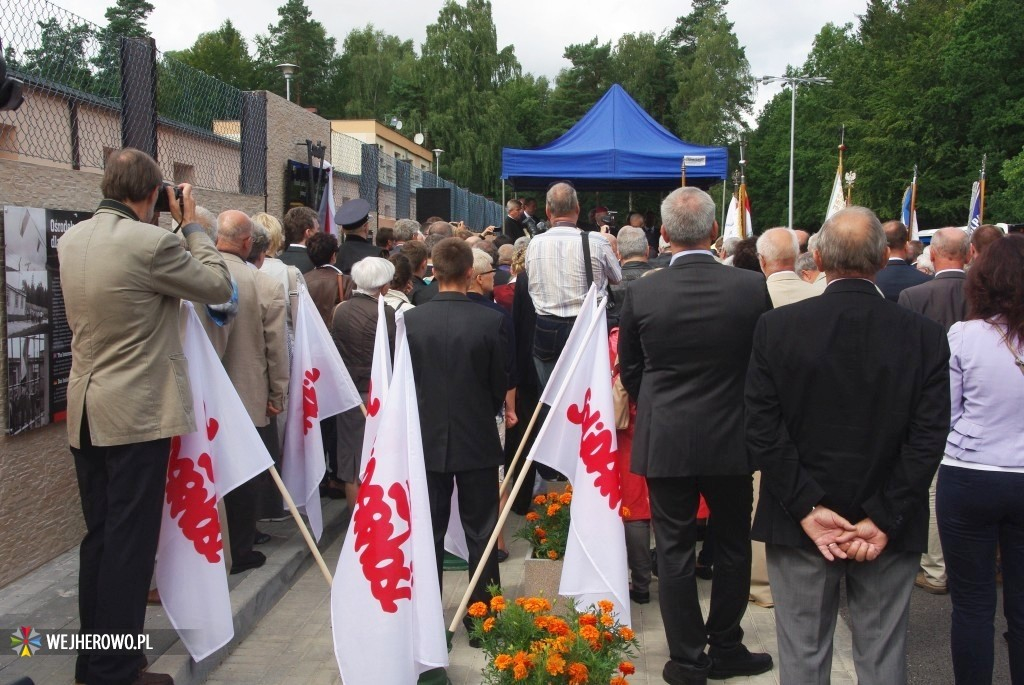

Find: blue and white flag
968;181;982;233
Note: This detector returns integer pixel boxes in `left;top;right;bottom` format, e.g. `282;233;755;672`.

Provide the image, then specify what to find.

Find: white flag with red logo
332;319;448;683
358;295;392;471
154;302;275;661
281;284;362;540
528;294;631;625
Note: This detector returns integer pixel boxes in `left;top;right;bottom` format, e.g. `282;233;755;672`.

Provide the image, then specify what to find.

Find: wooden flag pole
498;402;543;500
979;154;987;224
447;300;609;635
268;465;334;586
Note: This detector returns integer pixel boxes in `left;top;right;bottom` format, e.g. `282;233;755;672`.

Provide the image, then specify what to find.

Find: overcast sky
65;0;868;118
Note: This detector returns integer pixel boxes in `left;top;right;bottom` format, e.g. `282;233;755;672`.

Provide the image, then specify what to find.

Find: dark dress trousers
404;292;508;621
278;244;315;274
896;269;967;332
875;258;932;301
746;278;950;554
617;253;772;667
336;234;386;274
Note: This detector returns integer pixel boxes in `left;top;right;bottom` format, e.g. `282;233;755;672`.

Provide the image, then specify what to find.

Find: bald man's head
216;210;254;257
929;228;970;269
755;227;800;277
815;207;888;279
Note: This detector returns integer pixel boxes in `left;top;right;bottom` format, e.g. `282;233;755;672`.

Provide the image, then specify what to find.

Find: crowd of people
58;148;1022;685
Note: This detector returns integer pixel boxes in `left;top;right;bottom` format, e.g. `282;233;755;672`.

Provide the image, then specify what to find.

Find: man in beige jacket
59;148;232;685
198;210;289;574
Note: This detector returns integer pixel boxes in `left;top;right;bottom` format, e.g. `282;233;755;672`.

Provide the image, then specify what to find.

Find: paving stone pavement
204;513;858;685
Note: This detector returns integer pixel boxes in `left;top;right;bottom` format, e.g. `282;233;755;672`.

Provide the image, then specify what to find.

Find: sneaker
708;643;773;679
915;571;949;595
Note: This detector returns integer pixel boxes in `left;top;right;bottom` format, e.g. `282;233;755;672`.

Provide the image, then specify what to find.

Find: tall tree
255;0;338;114
418;0;520;194
22;19;95;91
611;32;675;127
544;39;614;141
169;20;258;90
671;2;754;145
92;0;154;98
334;25;416;120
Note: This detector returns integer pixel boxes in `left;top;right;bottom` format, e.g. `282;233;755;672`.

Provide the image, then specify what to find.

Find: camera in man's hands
154;181;183;214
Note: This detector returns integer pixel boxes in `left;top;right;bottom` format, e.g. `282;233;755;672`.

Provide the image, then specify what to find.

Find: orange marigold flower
620;506;632;518
598;599;615;614
525;511;540;521
547;492;560;503
619;661;636;675
512;651;532;666
547;503;562;516
580;625;600;642
600;613;615;627
468;601;488;618
547;550;559;560
490;595;506;612
494;654;513;671
546;653;566;675
534;527;547;538
579;613;598;626
483;617;495;632
545;617;570;636
513;663;528;681
534;494;547;505
567;662;589;685
619;626;635;640
559;492;572;504
611;677;628;685
515;597;527;607
522;597;552;614
603;630;614;642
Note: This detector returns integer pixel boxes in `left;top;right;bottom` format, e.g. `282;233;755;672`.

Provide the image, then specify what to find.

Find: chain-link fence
1;0;501;223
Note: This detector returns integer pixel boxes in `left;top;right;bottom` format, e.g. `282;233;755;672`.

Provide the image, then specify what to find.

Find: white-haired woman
329;257;397;510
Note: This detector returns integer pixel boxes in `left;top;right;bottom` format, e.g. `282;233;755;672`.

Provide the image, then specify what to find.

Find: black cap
335;198;370;230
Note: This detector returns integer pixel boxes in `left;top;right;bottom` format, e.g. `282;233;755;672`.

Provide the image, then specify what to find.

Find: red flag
154;303;275;661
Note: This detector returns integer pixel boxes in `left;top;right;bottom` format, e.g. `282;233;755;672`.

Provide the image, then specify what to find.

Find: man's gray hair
815;206;888;277
351;257;395;294
471;248;493;276
721;237;741;257
617;226;649;260
497;243;515;265
247;223;270;263
661;187;717;245
756;227;799;265
514;236;530;249
393;218;420;242
194;206;218;241
546;182;579;216
795;251;818;275
506;198;522;212
929;227;970;261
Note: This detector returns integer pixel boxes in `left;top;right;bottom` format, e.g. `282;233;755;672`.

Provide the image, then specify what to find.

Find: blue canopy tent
501;84;728;191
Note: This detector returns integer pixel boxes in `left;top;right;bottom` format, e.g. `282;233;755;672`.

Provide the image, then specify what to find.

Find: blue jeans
937;464;1024;684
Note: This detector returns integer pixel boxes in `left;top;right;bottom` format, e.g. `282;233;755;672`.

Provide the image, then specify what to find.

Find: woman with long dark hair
937;234;1024;684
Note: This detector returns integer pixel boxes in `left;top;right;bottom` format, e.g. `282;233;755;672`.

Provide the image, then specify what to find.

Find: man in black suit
404;238;507;636
898;226;970;596
875;220;931;300
618;187;774;685
745;207;950;684
335;198;386;274
278;206;319;274
503;198;528;240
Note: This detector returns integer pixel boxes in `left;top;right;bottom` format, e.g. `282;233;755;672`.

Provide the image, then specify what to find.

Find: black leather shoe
230;550;266;574
496;548;509;563
629;589;650;604
708;644;773;679
254;530;271;545
663;654;711;685
695;563;714;580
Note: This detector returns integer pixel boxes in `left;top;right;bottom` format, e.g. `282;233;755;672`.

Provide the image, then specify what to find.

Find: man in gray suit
199;210;289;574
59;148;232;685
898;226;971;595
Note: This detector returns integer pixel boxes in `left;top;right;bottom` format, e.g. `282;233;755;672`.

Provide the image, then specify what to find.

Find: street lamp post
277;63;299;102
432;148;443;177
759;74;831;228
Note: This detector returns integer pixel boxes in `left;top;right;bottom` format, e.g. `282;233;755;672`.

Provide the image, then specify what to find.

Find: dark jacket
404;292;506;472
618;253;772;477
279;244;314;274
875;258;932;301
897;270;967;332
607;260;653;329
329;293;396;392
304;264;342;329
467;291;517;389
745;279;950;553
336;234;386;275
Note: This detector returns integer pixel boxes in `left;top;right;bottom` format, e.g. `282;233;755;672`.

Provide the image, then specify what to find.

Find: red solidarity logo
352;457;413;613
166;417;223;563
567;388;621;510
366;379;381;417
302;368;320;434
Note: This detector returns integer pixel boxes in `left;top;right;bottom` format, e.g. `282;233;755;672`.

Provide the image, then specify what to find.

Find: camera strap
581;230;593;288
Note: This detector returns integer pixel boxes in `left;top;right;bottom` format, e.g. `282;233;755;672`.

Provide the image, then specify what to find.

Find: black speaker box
416;188;451;223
